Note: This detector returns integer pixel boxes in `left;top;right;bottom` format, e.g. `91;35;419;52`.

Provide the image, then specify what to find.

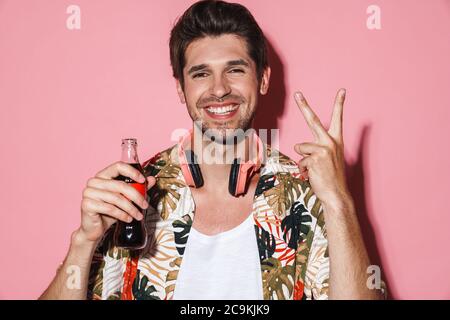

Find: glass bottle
113;138;148;250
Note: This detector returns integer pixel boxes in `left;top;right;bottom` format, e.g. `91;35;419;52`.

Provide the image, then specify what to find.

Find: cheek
242;88;258;111
184;82;208;105
236;77;258;98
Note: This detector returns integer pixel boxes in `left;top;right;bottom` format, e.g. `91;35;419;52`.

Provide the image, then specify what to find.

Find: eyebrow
187;59;250;75
227;59;250;68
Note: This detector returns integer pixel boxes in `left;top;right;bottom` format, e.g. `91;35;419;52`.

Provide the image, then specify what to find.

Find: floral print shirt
87;143;330;300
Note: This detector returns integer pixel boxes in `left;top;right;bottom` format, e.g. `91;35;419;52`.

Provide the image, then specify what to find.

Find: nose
210;75;231;100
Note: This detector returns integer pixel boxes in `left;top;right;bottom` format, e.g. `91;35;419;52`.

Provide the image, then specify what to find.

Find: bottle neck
121;143;140;164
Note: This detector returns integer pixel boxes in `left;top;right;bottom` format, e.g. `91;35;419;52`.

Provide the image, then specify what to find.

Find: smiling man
40;0;385;300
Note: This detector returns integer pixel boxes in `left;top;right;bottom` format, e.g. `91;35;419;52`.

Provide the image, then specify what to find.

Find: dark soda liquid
113;163;148;250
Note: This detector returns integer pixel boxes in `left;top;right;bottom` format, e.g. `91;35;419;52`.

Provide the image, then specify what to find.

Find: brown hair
169;0;268;88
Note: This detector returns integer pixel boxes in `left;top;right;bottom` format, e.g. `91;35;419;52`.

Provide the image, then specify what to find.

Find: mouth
203;103;240;120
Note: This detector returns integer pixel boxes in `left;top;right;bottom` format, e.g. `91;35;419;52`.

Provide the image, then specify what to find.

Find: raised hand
294;88;350;208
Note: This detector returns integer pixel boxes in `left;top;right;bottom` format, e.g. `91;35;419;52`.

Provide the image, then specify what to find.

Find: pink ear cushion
180;161;196;187
234;165;248;196
177;131;196;187
233;133;264;196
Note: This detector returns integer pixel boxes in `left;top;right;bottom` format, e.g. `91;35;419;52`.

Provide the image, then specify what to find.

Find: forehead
184;34;253;70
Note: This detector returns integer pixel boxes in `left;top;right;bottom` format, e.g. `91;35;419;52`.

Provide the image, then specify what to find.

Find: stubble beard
188;104;256;145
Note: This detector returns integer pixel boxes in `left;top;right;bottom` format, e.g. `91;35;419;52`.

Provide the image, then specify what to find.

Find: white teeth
206;104;239;114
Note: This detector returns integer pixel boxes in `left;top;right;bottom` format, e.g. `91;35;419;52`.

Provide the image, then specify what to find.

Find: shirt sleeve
86;232;110;300
304;209;330;300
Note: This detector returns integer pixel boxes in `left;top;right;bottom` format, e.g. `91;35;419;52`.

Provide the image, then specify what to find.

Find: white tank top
173;212;264;300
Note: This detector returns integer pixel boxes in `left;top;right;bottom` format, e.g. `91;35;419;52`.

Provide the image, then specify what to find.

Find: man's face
176;34;270;142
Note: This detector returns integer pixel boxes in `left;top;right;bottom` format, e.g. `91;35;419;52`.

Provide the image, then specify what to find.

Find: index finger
328;88;346;143
294;91;329;142
96;161;146;183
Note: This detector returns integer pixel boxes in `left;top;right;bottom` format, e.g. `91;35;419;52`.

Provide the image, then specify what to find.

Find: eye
229;68;245;74
192;72;209;79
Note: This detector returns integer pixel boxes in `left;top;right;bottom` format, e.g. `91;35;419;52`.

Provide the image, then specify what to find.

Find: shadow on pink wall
253;37;286;143
346;125;394;299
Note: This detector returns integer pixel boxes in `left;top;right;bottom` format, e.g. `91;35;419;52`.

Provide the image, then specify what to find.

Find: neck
199;163;231;192
190;131;254;193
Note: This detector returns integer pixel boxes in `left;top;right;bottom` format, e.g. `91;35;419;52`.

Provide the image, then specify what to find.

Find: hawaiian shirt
87;143;330;300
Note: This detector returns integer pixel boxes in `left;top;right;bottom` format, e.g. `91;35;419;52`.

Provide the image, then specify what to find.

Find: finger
298;155;313;167
87;177;149;210
96;161;146;183
82;198;134;223
297;156;311;181
83;187;144;221
294;91;330;143
100;215;117;231
294;142;322;156
146;176;156;190
328;88;346;143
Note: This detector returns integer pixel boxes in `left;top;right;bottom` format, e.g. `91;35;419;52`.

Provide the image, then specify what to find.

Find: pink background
1;0;449;299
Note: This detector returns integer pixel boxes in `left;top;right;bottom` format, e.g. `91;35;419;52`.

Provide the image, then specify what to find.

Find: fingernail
295;92;303;101
142;200;149;209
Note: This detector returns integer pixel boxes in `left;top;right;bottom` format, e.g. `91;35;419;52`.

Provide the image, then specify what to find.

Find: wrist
71;228;100;251
321;191;355;217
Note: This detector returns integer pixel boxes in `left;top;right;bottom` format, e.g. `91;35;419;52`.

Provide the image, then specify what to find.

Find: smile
205;104;239;115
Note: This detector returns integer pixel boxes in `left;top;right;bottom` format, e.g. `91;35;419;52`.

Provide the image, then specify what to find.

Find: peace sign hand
294;89;351;208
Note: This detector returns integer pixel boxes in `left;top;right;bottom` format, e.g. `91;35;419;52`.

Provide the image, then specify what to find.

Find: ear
176;79;186;104
259;66;271;95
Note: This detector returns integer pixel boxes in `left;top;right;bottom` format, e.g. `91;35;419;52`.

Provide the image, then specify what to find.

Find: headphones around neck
177;129;264;197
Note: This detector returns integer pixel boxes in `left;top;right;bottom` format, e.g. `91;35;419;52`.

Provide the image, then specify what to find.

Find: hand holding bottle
78;160;156;244
39;140;155;300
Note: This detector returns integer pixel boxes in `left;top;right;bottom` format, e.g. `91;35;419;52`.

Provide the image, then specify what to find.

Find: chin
202;125;253;145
